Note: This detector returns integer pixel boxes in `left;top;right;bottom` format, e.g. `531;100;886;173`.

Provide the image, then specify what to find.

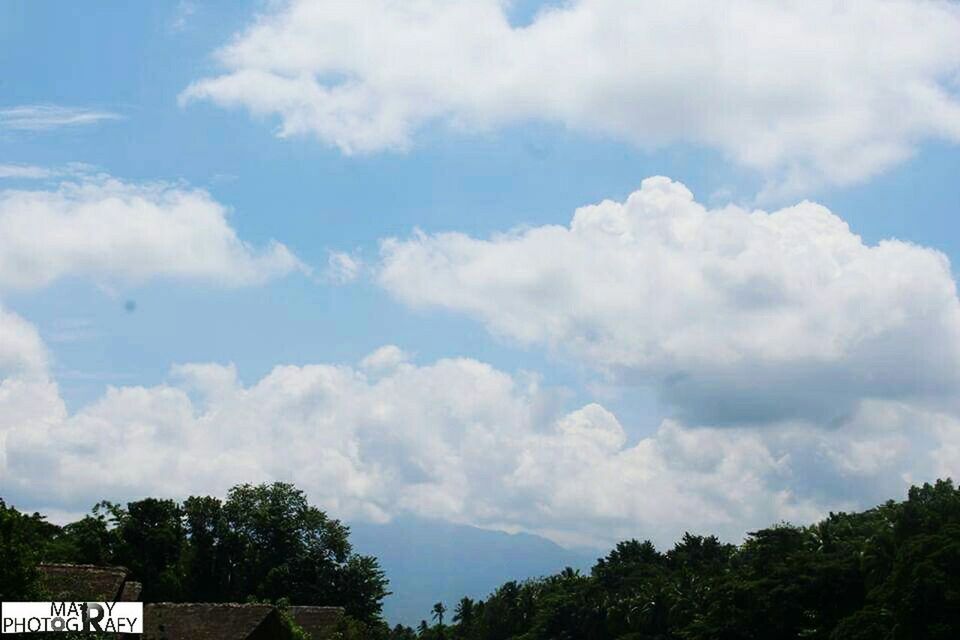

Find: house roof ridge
38;562;129;574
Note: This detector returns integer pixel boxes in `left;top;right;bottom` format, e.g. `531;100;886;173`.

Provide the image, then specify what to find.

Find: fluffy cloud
3;170;957;547
0;306;49;376
182;0;960;192
0;306;64;480
4;331;958;547
359;345;411;373
379;177;960;424
0;176;304;290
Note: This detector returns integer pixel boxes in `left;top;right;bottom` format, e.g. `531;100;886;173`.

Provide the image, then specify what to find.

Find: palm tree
432;601;447;626
453;597;475;626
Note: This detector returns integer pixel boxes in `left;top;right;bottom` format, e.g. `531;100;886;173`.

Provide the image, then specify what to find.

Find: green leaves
0;499;47;600
6;479;959;639
1;482;390;629
439;480;960;640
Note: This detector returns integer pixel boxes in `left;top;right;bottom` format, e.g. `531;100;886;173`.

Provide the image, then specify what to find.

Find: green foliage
0;498;53;599
330;615;402;640
1;482;390;630
432;601;447;626
216;482;389;622
273;600;314;640
415;480;960;640
5;480;959;639
181;494;229;601
110;497;185;601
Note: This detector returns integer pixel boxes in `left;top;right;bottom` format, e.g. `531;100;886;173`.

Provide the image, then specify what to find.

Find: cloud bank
2;171;958;548
3;332;958;548
183;0;960;192
379;177;960;425
0;176;304;290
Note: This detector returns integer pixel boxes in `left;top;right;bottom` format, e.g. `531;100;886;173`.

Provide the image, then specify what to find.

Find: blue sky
3;0;752;416
3;0;960;549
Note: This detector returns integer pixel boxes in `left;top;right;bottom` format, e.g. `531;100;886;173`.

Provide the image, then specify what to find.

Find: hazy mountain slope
348;516;595;627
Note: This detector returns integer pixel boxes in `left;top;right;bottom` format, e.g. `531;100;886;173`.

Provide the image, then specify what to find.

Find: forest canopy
3;480;958;639
0;482;388;632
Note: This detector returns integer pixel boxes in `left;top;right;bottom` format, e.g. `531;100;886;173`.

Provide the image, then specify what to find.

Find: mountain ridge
347;516;596;626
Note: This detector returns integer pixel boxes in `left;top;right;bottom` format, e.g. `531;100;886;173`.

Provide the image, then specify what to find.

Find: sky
2;0;960;550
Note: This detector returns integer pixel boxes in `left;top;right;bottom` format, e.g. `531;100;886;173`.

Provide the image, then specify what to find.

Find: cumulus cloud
0;176;305;290
360;345;411;373
3;170;956;547
0;306;49;377
182;0;960;192
0;105;120;131
0;305;64;479
5;332;958;548
379;177;960;424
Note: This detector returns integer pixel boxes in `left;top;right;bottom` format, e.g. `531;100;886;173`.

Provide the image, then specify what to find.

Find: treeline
408;480;959;640
4;480;959;639
1;482;389;636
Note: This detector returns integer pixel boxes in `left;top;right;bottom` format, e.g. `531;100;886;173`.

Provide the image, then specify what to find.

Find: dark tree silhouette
4;479;959;639
432;601;446;626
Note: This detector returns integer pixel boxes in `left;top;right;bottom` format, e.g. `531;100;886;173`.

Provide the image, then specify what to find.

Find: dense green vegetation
3;480;959;639
1;482;389;636
409;480;960;640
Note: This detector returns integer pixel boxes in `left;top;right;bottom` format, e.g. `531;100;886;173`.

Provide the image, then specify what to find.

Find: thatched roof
36;563;344;639
37;563;128;601
142;603;284;640
288;606;344;639
120;580;142;601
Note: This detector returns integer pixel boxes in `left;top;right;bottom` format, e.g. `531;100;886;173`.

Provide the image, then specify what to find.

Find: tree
218;482;388;623
336;553;390;623
51;513;115;565
1;481;391;631
8;479;960;639
431;480;960;640
111;498;185;601
182;495;227;601
389;623;418;640
453;597;475;626
432;602;446;626
0;500;49;599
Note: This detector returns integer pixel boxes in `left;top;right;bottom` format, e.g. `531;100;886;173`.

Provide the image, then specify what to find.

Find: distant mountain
347;516;596;627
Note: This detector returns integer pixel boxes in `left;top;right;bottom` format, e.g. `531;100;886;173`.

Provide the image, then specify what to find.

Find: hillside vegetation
3;480;958;639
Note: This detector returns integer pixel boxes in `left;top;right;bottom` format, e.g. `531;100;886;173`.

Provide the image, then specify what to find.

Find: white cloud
0;164;54;180
3;335;958;548
360;345;411;373
2;169;956;547
0;305;63;480
0;105;120;131
171;0;197;32
323;250;363;284
0;175;305;290
0;306;49;377
379;176;960;424
0;163;97;181
182;0;960;192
